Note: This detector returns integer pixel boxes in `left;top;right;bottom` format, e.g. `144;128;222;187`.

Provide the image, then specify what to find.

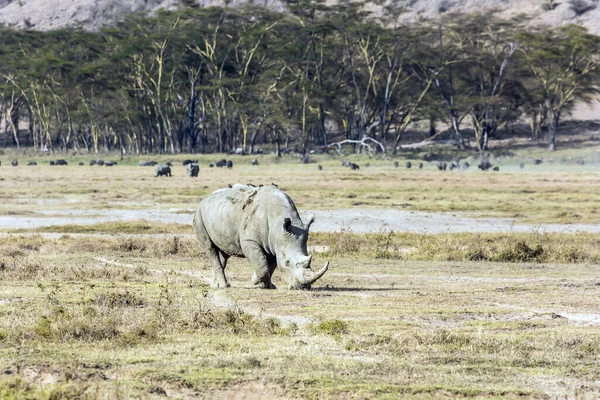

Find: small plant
373;230;394;259
309;319;349;337
496;240;545;262
96;290;146;309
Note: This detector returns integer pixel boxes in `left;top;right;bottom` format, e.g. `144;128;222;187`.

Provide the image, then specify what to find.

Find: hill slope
1;0;599;34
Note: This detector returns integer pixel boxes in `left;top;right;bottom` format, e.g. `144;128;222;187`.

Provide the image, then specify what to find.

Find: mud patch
3;208;600;234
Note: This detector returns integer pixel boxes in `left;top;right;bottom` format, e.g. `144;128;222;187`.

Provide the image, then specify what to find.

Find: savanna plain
1;144;600;399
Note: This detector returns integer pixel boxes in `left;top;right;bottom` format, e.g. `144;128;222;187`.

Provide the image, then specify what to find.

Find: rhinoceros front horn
298;261;329;286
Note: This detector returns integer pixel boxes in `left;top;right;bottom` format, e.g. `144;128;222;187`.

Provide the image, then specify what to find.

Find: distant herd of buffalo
0;156;566;174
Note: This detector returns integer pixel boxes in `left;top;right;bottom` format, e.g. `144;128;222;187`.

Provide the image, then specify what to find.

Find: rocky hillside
1;0;599;34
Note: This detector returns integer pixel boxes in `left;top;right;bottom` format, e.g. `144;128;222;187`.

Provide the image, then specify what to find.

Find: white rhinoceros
193;184;329;289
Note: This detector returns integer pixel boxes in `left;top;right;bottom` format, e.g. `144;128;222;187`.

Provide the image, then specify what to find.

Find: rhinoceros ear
283;218;292;232
304;213;316;231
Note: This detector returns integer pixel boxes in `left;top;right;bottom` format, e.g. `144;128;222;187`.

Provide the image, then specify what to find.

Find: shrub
309;319;349;336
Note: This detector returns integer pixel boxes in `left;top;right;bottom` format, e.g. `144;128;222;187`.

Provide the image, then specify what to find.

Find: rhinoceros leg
207;247;230;288
242;241;276;289
266;254;277;278
194;213;230;288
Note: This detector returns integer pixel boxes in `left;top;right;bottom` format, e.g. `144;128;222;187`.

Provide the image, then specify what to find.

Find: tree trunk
249;129;259;154
529;110;539;139
450;112;464;150
547;112;560;151
275;135;281;157
429;116;436;137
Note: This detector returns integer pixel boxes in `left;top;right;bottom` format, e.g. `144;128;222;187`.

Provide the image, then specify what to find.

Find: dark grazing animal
349;163;360;170
89;160;96;166
105;161;117;166
406;161;412;169
436;162;447;171
183;159;198;166
226;160;233;169
95;159;105;166
187;163;199;177
393;161;399;168
55;160;68;166
478;161;493;171
49;161;55;166
155;164;172;177
318;165;323;171
251;159;259;166
139;161;158;167
11;160;18;167
216;159;227;168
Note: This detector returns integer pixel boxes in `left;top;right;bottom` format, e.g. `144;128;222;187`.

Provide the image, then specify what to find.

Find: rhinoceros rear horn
304;213;316;231
298;261;329;285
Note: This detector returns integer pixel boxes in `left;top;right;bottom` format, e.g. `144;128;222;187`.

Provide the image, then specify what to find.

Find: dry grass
0;151;599;224
1;235;600;398
1;145;600;398
312;230;600;263
11;220;193;234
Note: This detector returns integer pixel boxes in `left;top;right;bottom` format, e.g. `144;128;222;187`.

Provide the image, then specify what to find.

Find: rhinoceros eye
283;218;292;235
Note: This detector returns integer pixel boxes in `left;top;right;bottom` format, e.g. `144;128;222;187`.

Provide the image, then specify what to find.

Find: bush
309;319;349;337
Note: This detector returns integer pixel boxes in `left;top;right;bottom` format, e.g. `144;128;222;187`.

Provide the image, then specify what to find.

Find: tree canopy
0;3;598;155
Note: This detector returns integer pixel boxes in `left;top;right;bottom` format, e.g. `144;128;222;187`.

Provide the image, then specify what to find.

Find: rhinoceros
193;184;329;290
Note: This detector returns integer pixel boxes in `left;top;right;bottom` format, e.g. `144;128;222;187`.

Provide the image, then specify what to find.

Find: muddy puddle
1;208;600;234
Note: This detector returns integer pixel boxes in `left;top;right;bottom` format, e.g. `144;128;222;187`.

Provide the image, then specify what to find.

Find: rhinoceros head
276;213;329;290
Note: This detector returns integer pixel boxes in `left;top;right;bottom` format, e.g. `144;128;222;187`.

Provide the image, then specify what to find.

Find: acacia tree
456;16;523;152
518;25;600;151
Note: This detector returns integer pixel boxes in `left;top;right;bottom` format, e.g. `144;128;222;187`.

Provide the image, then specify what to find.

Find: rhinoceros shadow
311;286;411;292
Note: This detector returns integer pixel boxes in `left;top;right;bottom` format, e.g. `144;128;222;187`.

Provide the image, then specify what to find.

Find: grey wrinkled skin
193;184;329;290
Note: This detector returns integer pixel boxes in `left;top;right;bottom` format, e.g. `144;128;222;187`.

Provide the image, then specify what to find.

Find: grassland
0;148;599;224
1;235;600;398
1;144;600;398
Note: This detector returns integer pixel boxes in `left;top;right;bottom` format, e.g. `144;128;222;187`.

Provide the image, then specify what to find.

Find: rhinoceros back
195;184;301;257
196;185;261;256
